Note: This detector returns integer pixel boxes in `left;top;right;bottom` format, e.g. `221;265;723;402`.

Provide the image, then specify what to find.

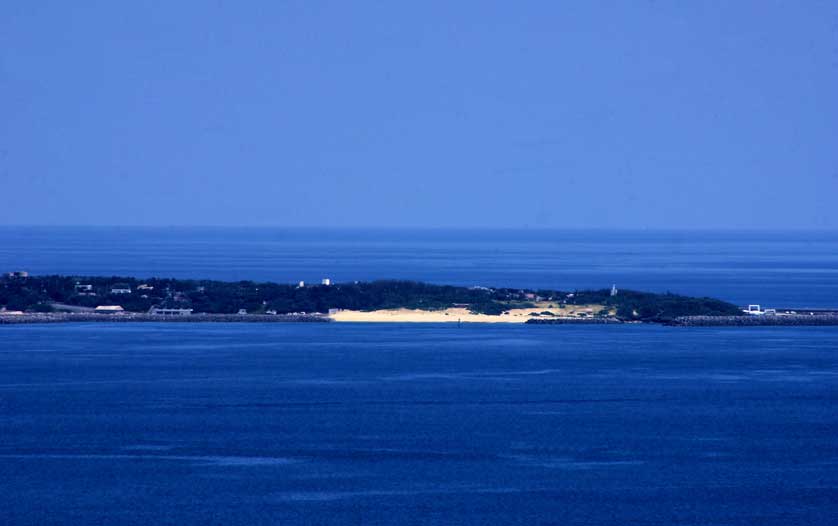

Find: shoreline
0;310;611;325
327;306;608;324
666;314;838;327
4;311;838;326
0;313;330;325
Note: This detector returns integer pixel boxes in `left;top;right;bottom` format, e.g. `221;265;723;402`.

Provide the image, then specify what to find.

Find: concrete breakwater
667;315;838;327
525;317;623;325
0;313;331;325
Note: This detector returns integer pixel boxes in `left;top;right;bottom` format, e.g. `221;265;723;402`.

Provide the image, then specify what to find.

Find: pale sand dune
330;304;609;323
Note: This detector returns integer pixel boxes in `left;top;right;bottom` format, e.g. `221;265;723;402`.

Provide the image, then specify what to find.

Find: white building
297;281;305;288
110;284;132;294
95;305;124;312
321;278;331;286
75;283;95;296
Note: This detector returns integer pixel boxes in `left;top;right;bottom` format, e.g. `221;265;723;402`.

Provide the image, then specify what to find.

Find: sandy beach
329;304;609;323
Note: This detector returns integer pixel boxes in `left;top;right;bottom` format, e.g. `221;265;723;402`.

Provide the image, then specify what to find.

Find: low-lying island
1;273;825;326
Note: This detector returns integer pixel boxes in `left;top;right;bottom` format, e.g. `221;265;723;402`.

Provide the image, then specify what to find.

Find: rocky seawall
0;313;331;325
525;317;623;325
667;315;838;327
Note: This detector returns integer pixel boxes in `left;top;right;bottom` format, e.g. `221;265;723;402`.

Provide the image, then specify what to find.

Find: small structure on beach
238;308;248;315
95;305;124;313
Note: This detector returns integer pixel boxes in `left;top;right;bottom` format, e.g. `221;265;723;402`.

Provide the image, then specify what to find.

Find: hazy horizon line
1;224;836;233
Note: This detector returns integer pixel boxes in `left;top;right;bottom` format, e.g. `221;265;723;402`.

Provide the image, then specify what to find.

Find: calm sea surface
1;228;837;524
1;227;837;307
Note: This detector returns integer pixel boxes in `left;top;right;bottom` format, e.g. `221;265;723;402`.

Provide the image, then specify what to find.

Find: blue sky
1;1;837;228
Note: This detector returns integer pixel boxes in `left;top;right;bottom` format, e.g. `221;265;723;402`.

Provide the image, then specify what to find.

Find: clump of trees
570;288;742;321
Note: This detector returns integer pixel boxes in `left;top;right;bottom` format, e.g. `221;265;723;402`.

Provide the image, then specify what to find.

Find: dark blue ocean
1;228;838;525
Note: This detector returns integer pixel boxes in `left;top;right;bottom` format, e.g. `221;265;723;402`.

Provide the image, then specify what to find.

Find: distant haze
1;1;837;228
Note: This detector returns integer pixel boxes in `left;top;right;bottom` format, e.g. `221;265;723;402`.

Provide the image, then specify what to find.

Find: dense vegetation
0;274;743;321
568;289;743;321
